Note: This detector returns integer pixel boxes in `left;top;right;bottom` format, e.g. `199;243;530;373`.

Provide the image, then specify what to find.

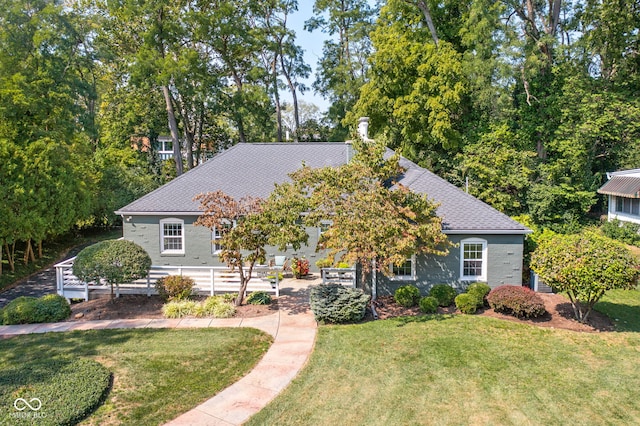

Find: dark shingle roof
116;143;529;234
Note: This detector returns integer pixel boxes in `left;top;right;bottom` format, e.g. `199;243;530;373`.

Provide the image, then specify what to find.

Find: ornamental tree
272;139;451;280
73;240;152;300
530;230;640;323
194;191;308;306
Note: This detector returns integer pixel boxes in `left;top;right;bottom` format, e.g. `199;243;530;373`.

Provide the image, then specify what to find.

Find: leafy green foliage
394;285;421;308
418;296;438;314
1;294;71;325
309;284;370;324
155;275;195;302
0;358;111;426
454;293;478;314
272;140;450;279
162;296;236;319
467;282;491;307
428;284;457;307
73;240;152;299
195;191;308;306
601;219;640;246
531;230;639;322
247;291;272;305
487;285;546;319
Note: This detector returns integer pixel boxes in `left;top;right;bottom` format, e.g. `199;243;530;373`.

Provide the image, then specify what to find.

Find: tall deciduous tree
348;0;467;172
531;230;639;323
306;0;377;140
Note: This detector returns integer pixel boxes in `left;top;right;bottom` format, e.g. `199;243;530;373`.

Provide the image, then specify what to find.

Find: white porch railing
54;257;280;301
321;267;356;288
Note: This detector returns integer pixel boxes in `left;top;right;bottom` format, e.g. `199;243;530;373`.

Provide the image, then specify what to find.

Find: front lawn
0;328;272;425
595;287;640;332
248;315;640;425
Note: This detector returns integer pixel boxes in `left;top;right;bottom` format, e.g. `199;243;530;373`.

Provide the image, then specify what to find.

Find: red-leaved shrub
487;285;546;319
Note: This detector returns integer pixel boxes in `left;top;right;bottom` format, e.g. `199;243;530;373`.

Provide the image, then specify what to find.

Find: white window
391;255;416;280
160;218;185;254
460;238;487;281
212;220;236;254
616;197;640;216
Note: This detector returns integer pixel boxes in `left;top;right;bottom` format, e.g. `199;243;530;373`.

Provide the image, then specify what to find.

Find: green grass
0;328;272;425
595;287;640;332
0;228;122;291
248;315;640;426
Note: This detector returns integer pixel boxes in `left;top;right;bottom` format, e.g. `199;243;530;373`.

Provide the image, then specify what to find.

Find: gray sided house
115;142;530;296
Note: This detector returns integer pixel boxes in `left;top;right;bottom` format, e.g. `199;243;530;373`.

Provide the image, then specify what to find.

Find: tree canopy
272;139;451;277
530;230;640;323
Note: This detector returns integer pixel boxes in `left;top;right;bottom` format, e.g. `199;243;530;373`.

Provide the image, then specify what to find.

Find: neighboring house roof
116;142;530;234
598;175;640;198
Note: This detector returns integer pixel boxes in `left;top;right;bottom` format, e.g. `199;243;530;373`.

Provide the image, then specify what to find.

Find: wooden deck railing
54;257;280;301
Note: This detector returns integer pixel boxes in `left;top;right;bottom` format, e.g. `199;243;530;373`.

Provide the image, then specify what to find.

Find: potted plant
291;257;310;279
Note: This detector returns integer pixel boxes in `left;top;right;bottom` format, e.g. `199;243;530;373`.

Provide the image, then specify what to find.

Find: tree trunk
5;243;15;272
24;239;35;265
0;240;3;276
280;53;301;142
162;85;184;176
38;240;43;259
414;1;439;46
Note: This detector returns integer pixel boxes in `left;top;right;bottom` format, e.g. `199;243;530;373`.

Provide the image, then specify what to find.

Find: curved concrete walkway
0;279;318;426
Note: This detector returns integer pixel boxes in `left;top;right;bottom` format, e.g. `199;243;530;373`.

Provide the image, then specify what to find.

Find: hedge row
1;294;71;325
0;358;111;426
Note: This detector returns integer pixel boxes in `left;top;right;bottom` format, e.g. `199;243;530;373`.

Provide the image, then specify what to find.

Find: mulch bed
67;292;615;333
67;295;277;321
371;293;615;333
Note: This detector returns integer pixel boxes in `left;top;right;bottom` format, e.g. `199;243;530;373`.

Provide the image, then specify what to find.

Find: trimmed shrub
1;294;71;325
467;282;491;307
155;275;195;301
315;257;333;269
247;291;272;305
162;300;198;318
394;285;421;307
309;284;370;324
419;296;438;314
162;296;236;318
0;358;110;426
455;293;478;314
487;285;547;319
429;284;457;307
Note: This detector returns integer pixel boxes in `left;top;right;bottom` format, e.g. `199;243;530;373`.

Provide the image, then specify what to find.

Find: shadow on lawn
391;314;457;327
594;301;640;332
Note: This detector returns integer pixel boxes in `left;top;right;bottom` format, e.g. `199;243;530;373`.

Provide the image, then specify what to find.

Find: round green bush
394;285;421;308
247;291;272;305
309;284;370;324
455;293;478;314
467;282;491;307
0;358;110;426
1;295;71;325
419;296;438;314
429;284;457;307
155;275;195;301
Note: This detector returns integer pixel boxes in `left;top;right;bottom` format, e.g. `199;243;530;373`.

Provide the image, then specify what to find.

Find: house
115;124;531;296
598;169;640;225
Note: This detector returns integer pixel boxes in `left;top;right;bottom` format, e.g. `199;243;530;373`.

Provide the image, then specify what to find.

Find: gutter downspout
370;259;379;320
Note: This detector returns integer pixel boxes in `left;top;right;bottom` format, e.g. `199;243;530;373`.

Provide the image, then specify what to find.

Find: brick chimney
357;117;370;141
